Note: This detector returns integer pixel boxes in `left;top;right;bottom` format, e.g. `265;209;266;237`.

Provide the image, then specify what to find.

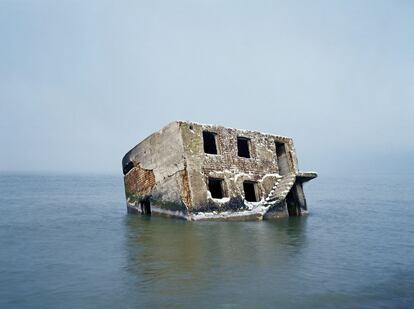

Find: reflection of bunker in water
122;121;317;221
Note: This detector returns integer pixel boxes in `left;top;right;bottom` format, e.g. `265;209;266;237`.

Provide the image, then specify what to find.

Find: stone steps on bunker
264;173;296;204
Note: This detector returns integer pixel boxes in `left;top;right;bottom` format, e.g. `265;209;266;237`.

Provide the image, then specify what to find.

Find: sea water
0;174;413;308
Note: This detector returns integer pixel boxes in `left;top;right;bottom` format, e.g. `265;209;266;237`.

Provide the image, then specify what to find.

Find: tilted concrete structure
122;121;317;221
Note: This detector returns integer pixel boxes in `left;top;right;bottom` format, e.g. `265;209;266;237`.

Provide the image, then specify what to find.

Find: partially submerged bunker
122;121;317;221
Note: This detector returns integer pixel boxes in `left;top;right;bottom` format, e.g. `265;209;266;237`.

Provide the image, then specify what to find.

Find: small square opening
203;131;218;154
243;181;258;202
237;137;251;158
208;178;225;199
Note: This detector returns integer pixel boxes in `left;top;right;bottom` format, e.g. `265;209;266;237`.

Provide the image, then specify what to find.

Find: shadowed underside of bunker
122;121;317;221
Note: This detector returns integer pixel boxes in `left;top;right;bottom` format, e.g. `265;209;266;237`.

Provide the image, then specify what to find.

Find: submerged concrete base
127;203;303;221
262;209;289;220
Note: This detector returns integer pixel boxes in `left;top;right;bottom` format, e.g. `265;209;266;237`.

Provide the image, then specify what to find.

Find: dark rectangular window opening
275;142;285;158
123;161;134;175
243;181;258;202
203;131;218;154
140;200;151;215
208;178;225;199
237;137;251;158
275;141;290;175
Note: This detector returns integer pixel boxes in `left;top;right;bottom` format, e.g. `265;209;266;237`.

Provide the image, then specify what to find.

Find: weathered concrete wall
122;122;190;217
178;121;298;215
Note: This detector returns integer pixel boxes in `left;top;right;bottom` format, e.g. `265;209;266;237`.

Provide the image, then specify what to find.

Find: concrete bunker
122;121;317;221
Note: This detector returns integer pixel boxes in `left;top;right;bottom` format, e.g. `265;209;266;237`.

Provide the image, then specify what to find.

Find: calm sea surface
0;174;413;308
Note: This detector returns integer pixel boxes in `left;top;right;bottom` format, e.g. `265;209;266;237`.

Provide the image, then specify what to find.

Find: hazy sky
1;0;413;175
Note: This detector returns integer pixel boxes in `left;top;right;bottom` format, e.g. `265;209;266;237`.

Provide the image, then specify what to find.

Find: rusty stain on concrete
179;163;192;209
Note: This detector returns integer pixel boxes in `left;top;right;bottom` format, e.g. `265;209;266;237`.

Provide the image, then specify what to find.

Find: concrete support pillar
294;182;307;212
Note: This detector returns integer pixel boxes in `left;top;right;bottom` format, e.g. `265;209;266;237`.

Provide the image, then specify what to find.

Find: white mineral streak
192;172;296;221
234;172;251;183
211;197;230;204
177;120;291;140
151;206;188;219
192;196;275;221
243;199;265;210
191;203;268;221
260;173;281;181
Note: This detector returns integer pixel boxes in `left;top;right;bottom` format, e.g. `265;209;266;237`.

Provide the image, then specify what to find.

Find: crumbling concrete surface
122;121;317;221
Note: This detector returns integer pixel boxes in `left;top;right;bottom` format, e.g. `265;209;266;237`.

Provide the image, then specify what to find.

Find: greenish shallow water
0;174;413;308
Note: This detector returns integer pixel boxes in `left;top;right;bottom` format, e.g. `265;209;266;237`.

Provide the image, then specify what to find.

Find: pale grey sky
1;0;413;175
